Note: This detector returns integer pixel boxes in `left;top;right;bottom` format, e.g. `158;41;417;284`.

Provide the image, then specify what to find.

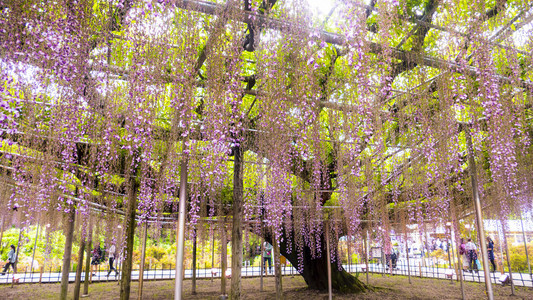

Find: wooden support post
325;222;332;300
39;266;43;284
390;250;393;276
231;145;244;300
11;227;23;288
260;236;264;291
192;231;197;295
174;152;188;300
454;233;466;299
446;226;453;284
464;126;494;300
60;208;76;300
221;219;227;297
381;246;385;277
364;231;369;284
82;222;93;296
404;227;411;284
211;229;215;283
423;223;430;267
497;224;504;274
519;214;532;277
73;235;86;300
451;208;466;300
0;217;4;251
347;234;352;273
30;224;40;278
138;222;148;300
501;222;515;295
119;157;140;300
273;237;283;300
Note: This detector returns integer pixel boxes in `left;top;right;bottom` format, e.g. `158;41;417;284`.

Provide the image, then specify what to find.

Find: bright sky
306;0;336;16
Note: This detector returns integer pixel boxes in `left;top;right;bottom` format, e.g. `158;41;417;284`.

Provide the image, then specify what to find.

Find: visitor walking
465;238;478;272
91;245;103;276
263;241;273;275
385;246;398;270
459;238;469;271
486;236;496;272
107;244;118;277
1;245;17;275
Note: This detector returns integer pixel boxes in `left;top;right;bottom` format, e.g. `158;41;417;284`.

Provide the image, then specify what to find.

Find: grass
0;273;532;299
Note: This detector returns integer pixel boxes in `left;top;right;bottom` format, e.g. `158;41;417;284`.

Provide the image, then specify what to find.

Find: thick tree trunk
231;145;244;300
277;233;367;294
119;158;140;300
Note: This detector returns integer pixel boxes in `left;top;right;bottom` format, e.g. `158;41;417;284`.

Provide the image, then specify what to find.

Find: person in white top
107;244;118;277
464;238;478;272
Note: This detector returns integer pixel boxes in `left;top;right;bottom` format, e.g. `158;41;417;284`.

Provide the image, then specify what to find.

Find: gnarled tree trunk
275;233;367;294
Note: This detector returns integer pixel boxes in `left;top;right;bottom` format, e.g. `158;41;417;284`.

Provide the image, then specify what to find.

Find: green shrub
146;245;166;261
507;242;533;272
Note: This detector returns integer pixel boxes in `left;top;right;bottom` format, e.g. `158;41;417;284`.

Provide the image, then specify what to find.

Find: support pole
381;246;385;277
464;125;494;300
0;217;5;252
174;153;188;300
364;231;369;284
273;237;283;300
497;224;504;274
192;231;197;295
231;145;244;300
30;223;40;278
138;222;148;300
404;226;411;284
501;222;515;295
60;208;76;300
220;219;227;297
519;214;532;277
12;227;23;287
452;214;466;300
119;156;140;300
446;226;453;284
347;234;352;273
82;221;93;296
423;223;430;267
73;235;86;300
260;235;264;291
325;222;332;300
211;228;215;283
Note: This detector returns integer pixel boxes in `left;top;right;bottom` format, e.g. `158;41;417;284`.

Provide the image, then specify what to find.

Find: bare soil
0;273;532;299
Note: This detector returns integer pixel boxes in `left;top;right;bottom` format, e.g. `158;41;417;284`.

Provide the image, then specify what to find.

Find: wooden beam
171;0;531;89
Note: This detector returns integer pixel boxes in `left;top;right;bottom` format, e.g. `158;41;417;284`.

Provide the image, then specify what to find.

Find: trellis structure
1;0;532;299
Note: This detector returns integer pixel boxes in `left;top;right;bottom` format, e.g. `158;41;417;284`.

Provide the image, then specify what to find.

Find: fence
1;258;532;288
0;258;300;284
347;259;533;287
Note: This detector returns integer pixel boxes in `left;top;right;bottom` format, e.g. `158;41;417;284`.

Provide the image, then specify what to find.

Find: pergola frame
1;1;532;300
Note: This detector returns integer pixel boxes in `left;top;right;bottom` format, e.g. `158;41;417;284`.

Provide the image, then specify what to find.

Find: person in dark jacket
263;242;273;275
465;238;478;272
486;237;496;272
1;245;17;275
91;245;102;276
